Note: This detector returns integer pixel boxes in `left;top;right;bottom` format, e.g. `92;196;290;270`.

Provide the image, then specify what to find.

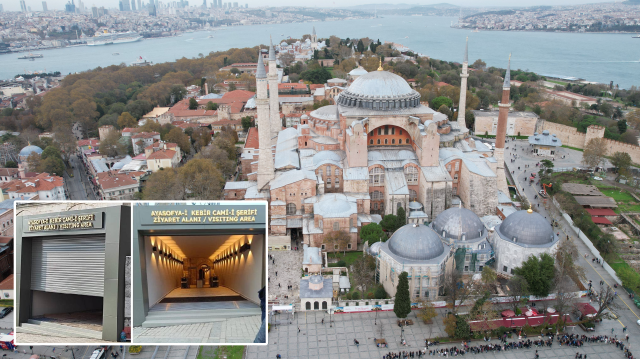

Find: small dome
432;207;485;241
369;241;382;255
349;66;368;76
542;130;550;136
314;194;354;217
387;223;444;260
408;201;423;210
312;151;341;166
19;145;43;157
309;105;339;121
309;275;323;284
497;210;555;245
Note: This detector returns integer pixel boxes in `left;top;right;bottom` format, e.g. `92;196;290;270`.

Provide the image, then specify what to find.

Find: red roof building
0;173;65;200
585;208;617;216
195;90;255;115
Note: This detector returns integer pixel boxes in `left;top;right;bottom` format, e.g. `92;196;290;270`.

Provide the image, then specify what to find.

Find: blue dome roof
387;223;444;260
19;145;43;157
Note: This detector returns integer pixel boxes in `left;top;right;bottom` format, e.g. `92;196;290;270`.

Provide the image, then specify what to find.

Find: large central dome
337;70;421;111
387;223;445;261
497;210;556;246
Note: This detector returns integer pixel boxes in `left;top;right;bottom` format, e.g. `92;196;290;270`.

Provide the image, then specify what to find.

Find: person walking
298;327;300;333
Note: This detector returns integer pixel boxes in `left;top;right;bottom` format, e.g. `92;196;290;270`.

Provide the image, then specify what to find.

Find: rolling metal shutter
31;236;106;297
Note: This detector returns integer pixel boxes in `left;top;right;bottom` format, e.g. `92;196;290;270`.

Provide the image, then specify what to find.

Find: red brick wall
315;165;343;193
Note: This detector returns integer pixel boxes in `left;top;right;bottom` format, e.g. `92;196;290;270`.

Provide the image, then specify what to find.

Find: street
64;155;96;200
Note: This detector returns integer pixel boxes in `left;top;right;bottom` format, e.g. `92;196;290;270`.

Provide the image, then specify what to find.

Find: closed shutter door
31;236;106;297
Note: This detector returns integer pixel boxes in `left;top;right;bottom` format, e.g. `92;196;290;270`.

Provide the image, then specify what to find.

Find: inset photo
14;202;131;344
132;201;267;344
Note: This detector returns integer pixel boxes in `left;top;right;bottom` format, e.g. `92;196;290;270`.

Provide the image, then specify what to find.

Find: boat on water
113;53;120;55
633;35;640;38
87;31;142;46
130;56;152;67
208;35;214;38
472;28;480;32
18;53;43;59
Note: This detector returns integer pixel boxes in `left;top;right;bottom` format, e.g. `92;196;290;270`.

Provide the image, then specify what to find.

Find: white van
90;349;106;359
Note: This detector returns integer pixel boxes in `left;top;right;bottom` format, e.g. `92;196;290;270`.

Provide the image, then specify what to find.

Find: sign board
138;204;266;226
24;213;102;232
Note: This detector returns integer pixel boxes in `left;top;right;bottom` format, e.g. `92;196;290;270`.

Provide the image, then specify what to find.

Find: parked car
0;307;13;318
538;190;548;198
593;176;603;181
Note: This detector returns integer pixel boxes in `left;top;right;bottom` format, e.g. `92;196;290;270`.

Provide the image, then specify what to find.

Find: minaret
457;37;469;131
268;37;280;140
256;52;275;189
311;26;317;50
494;54;511;195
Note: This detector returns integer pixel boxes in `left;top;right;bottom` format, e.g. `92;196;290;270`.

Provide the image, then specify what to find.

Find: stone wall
540;121;640;164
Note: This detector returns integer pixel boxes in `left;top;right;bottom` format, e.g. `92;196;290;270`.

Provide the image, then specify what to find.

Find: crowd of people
377;332;634;358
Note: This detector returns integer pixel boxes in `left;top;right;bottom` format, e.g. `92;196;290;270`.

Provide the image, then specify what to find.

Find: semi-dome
432;207;485;241
309;105;339;121
387;223;445;261
497;209;555;246
337;70;422;110
312;151;341;166
19;144;43;157
348;66;368;76
314;194;355;218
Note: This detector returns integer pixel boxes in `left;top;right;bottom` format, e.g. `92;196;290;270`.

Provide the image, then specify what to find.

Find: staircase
141;307;261;328
18;319;103;340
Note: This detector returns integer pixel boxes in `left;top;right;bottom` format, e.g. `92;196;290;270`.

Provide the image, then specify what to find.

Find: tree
38;156;65;176
443;269;475;315
418;300;437;324
581;138;607;170
472;59;486;70
300;67;332;84
188;98;198;110
393;271;411;318
229;67;240;75
443;314;457;337
626;108;640;129
610;151;632;177
454;315;471;339
513;253;555;298
480;266;497;289
165;127;191;154
206;101;218;111
396;206;406;229
506;275;529;313
554;237;585;287
191;127;212;152
241;116;254;132
380;214;399;233
228;82;237;91
351;255;376;294
438;104;453;120
591;285;620;321
143;168;184;200
323;230;351;256
117;112;137;129
538;159;554;179
431;96;453;111
26;152;41;172
99;131;128;157
40;146;61;161
374;286;388;299
360;223;384;244
197;145;236;178
53;124;77;162
178;158;224;199
4;161;17;168
617;119;628;134
620;131;639;145
280;52;295;68
169;84;187;104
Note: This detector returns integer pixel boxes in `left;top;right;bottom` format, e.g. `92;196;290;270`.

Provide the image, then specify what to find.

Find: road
64;155;96;200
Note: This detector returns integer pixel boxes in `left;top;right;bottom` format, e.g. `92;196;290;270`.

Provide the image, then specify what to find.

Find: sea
2;15;639;88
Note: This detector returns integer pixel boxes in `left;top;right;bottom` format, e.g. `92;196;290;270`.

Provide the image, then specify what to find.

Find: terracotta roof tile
147;149;176;160
98;173;138;190
0;274;13;290
245;127;259;149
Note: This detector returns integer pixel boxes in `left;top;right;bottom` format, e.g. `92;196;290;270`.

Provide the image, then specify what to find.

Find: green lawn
0;300;12;307
547;79;569;86
329;251;362;267
562;145;584;152
197;346;244;359
600;189;636;202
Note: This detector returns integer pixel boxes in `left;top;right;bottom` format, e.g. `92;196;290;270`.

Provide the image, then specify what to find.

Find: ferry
130;56;152;67
18;53;43;59
633;35;640;38
112;53;120;55
87;31;142;46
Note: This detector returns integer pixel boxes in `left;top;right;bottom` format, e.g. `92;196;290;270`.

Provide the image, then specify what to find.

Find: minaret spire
267;36;280;140
255;49;274;189
456;37;469;131
494;54;512;195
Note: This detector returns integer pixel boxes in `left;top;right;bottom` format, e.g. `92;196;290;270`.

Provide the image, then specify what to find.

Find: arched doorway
306;302;311;310
314;301;319;310
322;301;327;310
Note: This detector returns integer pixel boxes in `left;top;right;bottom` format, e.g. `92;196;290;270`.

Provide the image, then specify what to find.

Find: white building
492;207;559;276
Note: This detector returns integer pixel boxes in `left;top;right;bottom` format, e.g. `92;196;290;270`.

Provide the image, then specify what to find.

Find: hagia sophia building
224;36;559;299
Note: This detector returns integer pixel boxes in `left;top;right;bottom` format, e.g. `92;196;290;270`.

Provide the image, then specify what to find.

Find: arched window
370;139;374;144
333;222;339;231
371;190;382;200
322;301;328;309
326;177;332;188
405;166;418;184
399;139;403;144
369;168;384;185
397;202;402;211
314;301;319;310
306;302;311;310
384;139;388;144
392;139;395;144
409;189;418;202
374;203;378;210
318;169;323;178
335;168;340;176
377;139;381;145
326;166;331;174
335;177;339;187
286;203;296;215
349;218;353;227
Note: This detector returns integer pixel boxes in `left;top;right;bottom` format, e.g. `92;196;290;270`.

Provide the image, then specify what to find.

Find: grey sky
3;0;616;14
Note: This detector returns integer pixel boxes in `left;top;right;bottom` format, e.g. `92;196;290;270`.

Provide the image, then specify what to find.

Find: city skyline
0;0;620;13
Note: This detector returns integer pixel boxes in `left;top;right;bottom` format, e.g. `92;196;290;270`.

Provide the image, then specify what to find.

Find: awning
501;310;516;318
575;302;597;316
591;217;612;225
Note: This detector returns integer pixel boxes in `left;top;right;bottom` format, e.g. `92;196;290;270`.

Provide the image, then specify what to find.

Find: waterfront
2;15;639;88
